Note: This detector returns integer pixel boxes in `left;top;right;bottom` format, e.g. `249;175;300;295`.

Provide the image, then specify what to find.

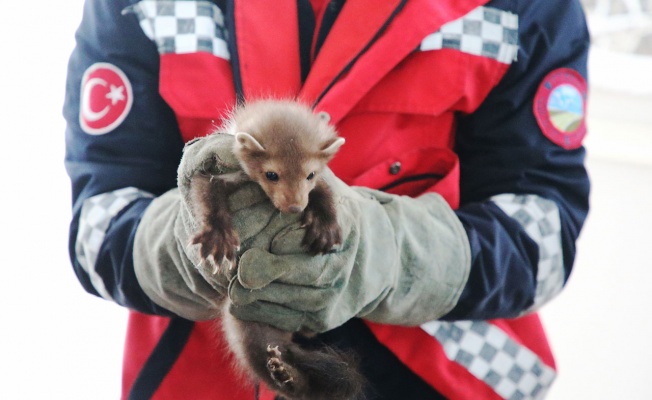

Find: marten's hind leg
266;345;299;390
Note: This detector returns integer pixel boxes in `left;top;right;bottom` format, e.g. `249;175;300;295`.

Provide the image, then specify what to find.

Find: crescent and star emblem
79;63;133;135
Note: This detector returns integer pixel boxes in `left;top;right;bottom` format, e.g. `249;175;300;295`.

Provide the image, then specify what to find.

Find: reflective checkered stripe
491;194;565;311
421;320;556;400
125;0;229;59
420;6;518;64
75;187;154;300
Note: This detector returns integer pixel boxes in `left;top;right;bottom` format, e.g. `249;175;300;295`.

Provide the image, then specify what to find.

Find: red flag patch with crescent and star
79;63;133;135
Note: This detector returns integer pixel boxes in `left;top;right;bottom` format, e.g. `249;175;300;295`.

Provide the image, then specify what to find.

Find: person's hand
133;133;278;319
226;169;472;332
177;133;272;280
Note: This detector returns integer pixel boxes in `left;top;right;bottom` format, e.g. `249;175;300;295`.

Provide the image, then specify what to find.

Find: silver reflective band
126;0;230;60
421;320;556;399
420;6;519;64
491;194;565;311
75;187;154;300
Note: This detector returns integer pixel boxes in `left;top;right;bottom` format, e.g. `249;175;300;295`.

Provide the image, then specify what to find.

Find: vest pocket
350;146;460;208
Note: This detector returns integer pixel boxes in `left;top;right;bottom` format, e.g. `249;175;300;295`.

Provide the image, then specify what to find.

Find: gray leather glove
135;132;471;328
133;133;273;320
227;169;472;332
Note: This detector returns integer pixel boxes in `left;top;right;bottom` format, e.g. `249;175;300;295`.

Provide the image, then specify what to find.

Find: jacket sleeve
443;0;591;320
64;0;184;316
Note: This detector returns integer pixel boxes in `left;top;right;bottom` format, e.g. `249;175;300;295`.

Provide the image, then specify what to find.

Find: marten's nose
286;205;303;214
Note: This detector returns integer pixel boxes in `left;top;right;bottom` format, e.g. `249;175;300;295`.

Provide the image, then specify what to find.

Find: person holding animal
64;0;590;399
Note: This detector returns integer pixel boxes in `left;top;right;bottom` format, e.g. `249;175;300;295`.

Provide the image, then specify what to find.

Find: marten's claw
303;229;340;254
266;345;296;389
208;258;220;275
191;226;240;270
266;345;281;357
300;208;341;255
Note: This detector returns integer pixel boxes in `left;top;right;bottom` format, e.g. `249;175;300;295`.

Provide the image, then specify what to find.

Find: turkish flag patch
533;68;587;150
79;63;133;135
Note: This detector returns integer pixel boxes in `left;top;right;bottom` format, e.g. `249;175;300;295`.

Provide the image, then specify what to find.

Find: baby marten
188;100;364;400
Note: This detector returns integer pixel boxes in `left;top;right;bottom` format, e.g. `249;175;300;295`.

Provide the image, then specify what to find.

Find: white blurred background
0;1;650;399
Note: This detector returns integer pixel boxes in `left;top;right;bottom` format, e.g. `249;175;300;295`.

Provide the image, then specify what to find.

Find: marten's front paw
191;226;240;273
300;208;342;255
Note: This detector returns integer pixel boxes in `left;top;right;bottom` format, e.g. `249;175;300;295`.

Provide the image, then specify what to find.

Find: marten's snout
277;198;308;214
269;192;307;214
286;205;304;214
276;200;306;214
265;177;310;214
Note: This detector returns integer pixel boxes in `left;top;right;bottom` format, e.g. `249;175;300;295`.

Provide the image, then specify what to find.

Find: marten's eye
306;172;315;181
265;171;279;182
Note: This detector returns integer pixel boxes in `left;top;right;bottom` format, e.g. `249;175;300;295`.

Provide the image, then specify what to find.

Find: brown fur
189;100;364;399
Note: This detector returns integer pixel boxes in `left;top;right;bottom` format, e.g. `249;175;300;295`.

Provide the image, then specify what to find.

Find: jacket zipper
225;0;407;108
311;0;407;108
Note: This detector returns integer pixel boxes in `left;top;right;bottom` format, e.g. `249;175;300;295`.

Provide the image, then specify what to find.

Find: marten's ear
320;137;345;159
235;132;265;152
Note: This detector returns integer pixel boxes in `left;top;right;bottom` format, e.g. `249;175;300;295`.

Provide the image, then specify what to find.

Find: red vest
124;1;556;398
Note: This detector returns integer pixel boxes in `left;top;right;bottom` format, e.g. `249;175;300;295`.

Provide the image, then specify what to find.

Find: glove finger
268;225;308;254
233;206;304;251
231;201;278;244
228;300;305;332
178;134;239;188
267;197;359;257
192;134;240;172
229;279;335;312
237;248;345;288
227;181;268;212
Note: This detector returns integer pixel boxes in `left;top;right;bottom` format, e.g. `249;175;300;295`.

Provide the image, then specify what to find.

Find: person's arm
444;0;590;320
64;0;185;316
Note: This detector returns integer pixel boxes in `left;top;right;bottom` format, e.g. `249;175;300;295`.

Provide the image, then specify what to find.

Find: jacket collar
233;0;303;100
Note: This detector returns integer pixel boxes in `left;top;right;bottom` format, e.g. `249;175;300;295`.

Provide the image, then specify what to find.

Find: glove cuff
364;192;471;325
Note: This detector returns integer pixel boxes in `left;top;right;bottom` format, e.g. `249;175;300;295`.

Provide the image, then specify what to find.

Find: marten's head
231;100;344;214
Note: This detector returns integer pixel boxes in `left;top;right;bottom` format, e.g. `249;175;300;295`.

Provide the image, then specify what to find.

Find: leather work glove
133;133;276;320
227;169;472;333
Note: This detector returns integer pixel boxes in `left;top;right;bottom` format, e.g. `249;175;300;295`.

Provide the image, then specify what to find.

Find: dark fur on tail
224;314;365;400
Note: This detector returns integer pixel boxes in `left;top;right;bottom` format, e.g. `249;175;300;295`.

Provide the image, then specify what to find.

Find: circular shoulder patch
533;68;587;150
79;63;133;135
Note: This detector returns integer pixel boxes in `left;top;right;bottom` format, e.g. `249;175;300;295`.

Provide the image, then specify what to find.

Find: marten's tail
234;320;365;400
